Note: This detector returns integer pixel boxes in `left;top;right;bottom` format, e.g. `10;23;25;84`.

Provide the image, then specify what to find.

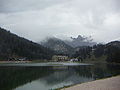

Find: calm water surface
0;62;120;90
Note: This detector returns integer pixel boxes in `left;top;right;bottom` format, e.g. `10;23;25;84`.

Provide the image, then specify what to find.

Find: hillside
0;27;54;60
73;41;120;63
105;41;120;63
40;37;75;56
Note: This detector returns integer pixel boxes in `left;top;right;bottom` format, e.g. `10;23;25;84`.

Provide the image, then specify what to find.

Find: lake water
0;62;120;90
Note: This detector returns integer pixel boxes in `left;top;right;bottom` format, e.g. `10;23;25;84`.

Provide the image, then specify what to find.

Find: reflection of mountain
25;66;94;90
38;66;94;86
41;71;93;89
0;64;120;90
30;64;120;90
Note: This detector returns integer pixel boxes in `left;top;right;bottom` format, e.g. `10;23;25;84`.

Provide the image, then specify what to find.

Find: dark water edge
0;63;120;90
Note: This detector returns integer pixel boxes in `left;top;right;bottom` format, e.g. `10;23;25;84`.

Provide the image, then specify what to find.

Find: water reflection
0;63;120;90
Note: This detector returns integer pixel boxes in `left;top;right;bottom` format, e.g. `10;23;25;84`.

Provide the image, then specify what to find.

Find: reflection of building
52;55;68;61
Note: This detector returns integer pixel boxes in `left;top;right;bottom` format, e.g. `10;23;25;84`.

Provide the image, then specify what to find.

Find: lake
0;62;120;90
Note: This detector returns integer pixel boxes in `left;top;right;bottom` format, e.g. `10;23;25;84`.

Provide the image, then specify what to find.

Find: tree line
72;41;120;63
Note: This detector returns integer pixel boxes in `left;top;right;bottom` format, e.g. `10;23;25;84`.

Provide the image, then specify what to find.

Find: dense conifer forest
0;27;54;60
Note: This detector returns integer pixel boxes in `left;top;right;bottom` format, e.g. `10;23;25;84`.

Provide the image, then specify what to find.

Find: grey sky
0;0;120;43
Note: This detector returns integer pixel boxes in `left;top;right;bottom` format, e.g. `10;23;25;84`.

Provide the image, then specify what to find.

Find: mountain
40;35;96;56
0;27;54;60
40;37;75;56
64;35;96;48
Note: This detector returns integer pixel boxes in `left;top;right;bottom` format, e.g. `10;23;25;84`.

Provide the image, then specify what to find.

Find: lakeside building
52;55;68;62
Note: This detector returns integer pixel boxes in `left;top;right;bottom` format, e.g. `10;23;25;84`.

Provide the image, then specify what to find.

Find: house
52;55;68;62
70;58;78;62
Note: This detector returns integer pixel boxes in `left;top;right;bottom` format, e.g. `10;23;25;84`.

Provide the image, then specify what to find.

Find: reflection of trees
0;66;53;90
107;64;120;76
73;64;120;81
73;66;93;78
91;63;120;80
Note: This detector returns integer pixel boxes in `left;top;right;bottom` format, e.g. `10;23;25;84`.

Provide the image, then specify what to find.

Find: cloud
0;0;120;42
0;0;71;13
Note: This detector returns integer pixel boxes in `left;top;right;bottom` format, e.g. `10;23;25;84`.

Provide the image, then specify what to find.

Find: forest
73;41;120;63
0;27;54;60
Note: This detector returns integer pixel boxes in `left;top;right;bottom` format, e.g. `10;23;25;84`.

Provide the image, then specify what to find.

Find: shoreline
0;61;120;65
0;61;31;63
60;75;120;90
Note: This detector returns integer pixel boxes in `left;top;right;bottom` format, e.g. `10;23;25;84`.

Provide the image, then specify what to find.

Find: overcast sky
0;0;120;43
